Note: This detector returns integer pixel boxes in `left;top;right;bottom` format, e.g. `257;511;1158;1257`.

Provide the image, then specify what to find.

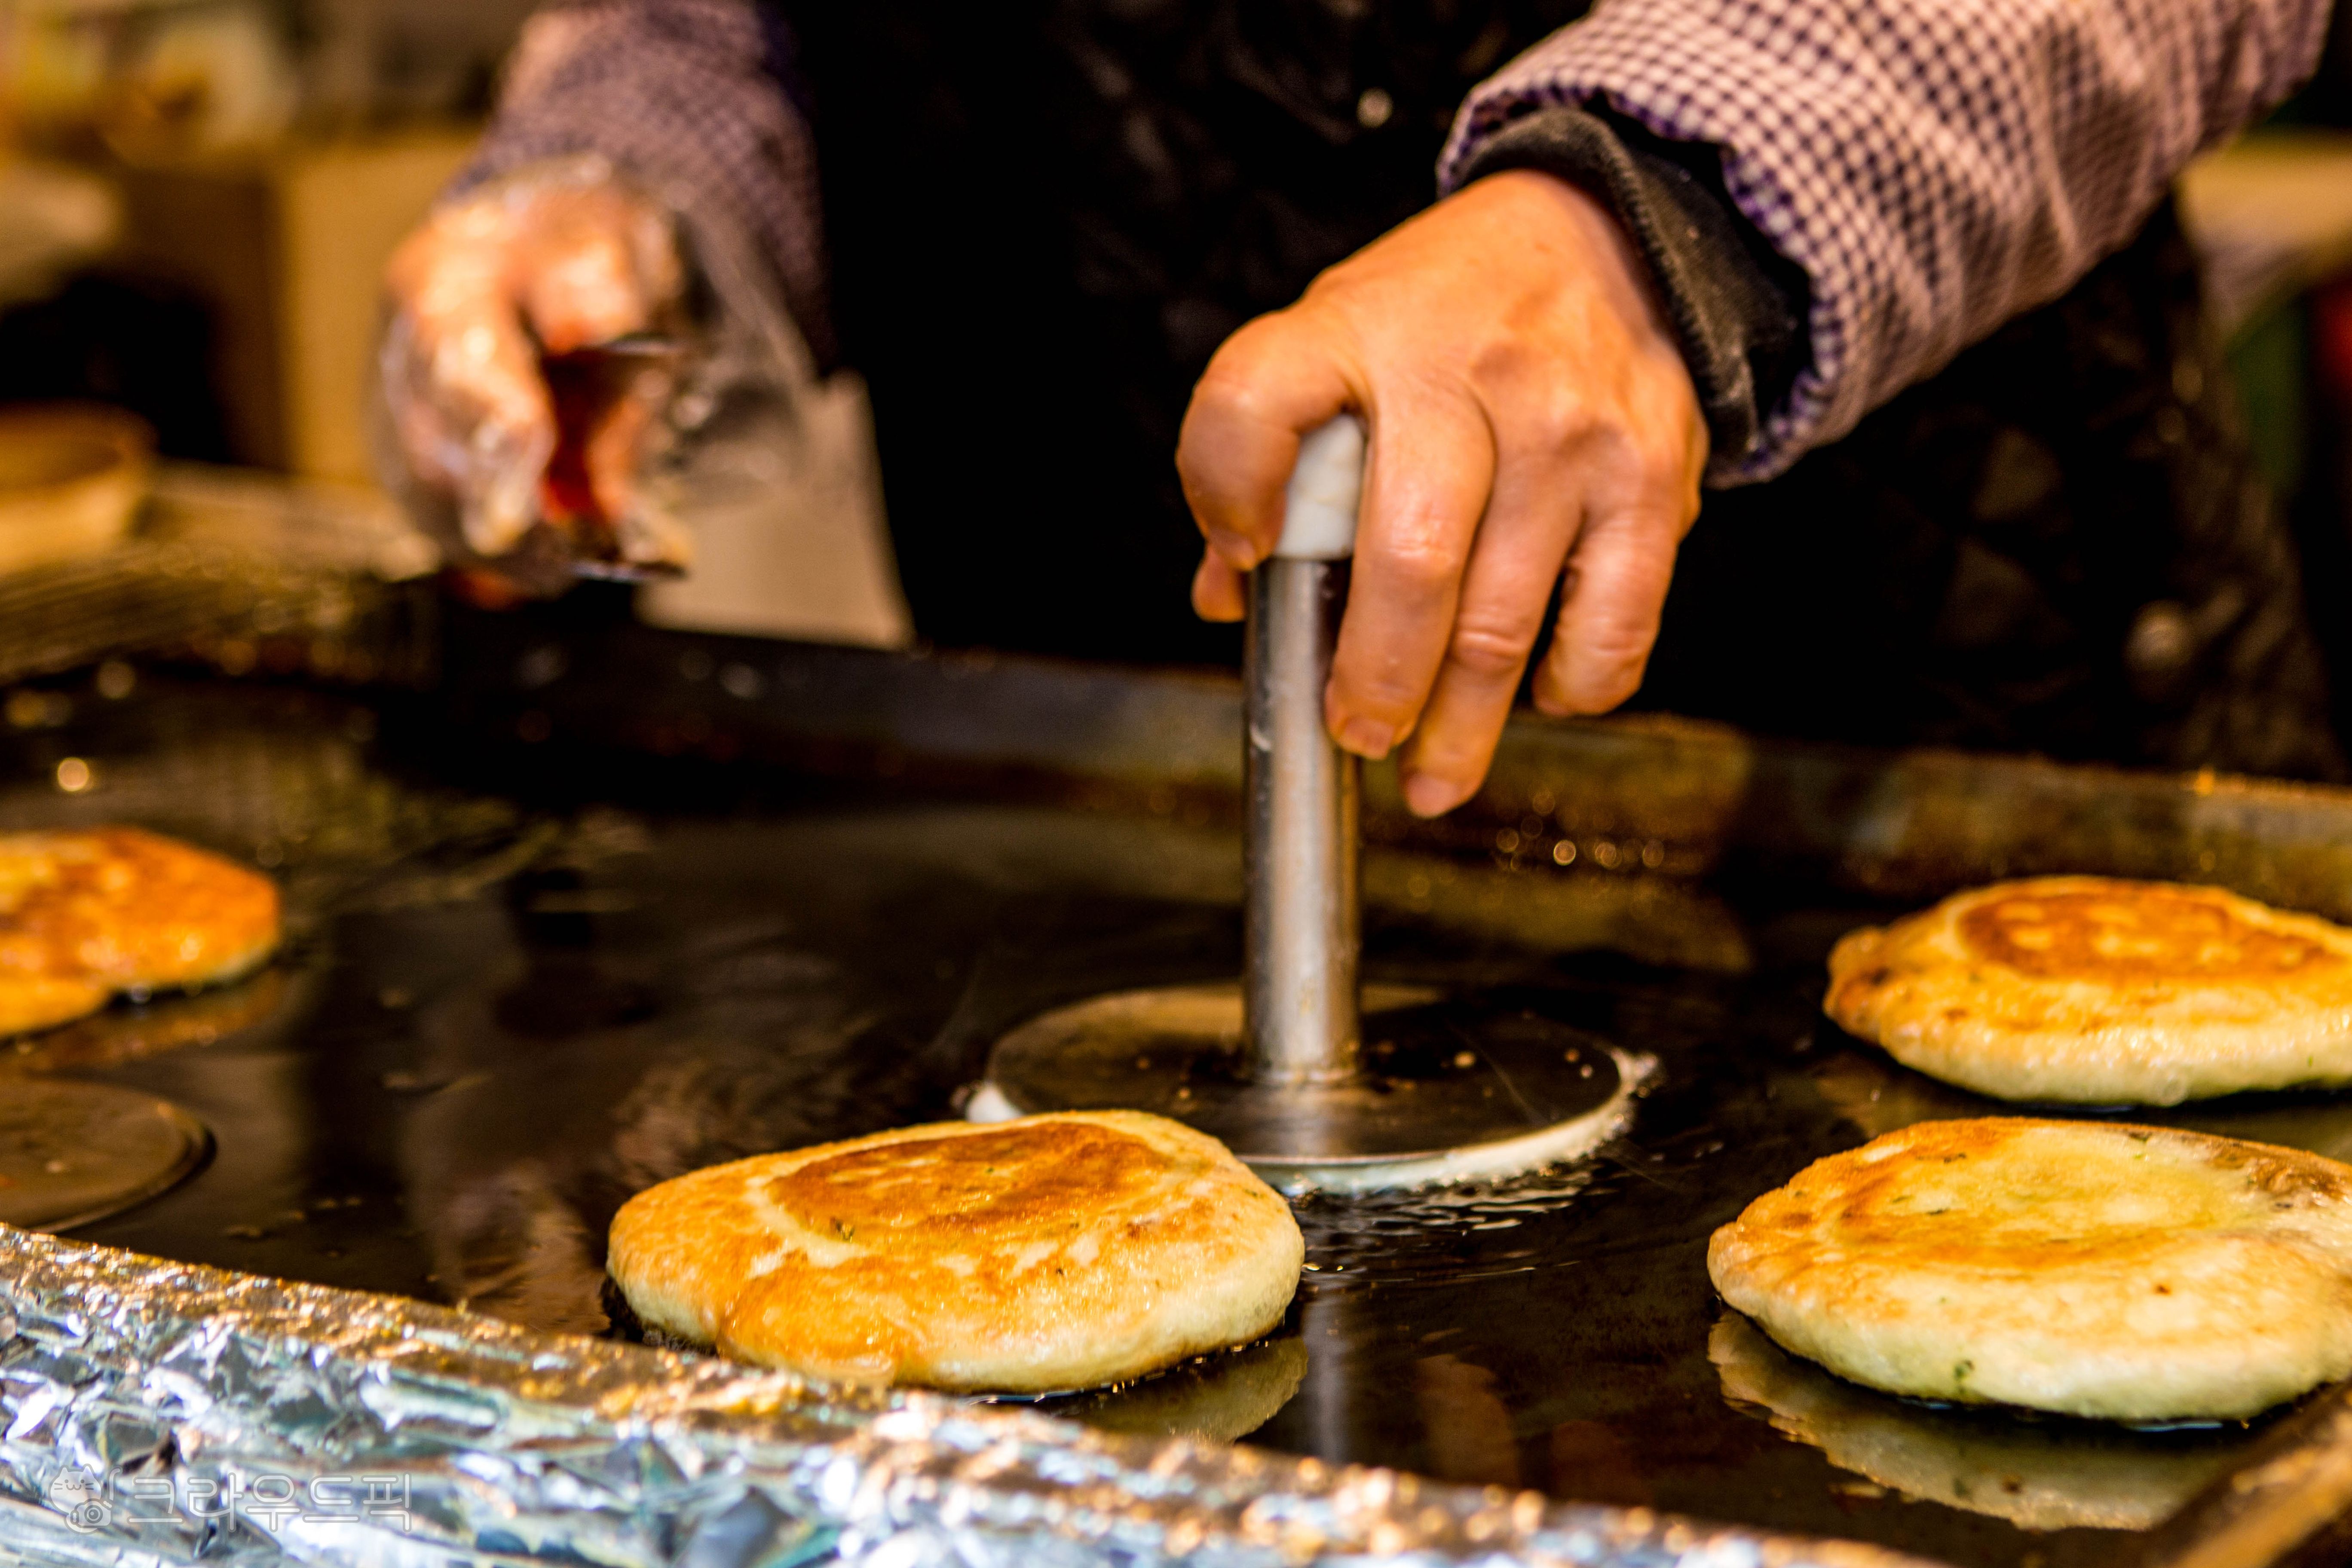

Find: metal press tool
980;416;1631;1191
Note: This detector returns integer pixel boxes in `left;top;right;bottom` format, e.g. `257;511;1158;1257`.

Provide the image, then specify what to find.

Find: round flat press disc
0;1081;211;1231
985;982;1634;1190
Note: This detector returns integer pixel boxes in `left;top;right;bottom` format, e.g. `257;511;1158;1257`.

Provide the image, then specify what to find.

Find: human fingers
383;219;555;558
512;185;683;353
1320;391;1497;761
1192;551;1246;622
1534;373;1703;715
1177;310;1360;577
580;366;669;530
1532;501;1687;717
1392;439;1584;816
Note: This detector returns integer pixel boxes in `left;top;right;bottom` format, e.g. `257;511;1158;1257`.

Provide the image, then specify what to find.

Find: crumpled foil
0;1226;1932;1568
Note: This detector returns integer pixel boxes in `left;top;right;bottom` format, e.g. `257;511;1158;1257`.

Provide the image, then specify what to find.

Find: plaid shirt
469;0;2331;481
1445;0;2334;480
467;0;838;368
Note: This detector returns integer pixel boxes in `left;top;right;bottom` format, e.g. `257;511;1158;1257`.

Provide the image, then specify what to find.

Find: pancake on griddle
0;828;280;1033
1709;1118;2352;1421
0;973;110;1036
1826;876;2352;1103
607;1110;1304;1393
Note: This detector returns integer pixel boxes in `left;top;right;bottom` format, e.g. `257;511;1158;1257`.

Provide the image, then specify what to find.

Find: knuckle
1182;380;1278;465
1197;315;1293;394
1516;403;1589;461
1634;448;1690;502
1487;373;1592;453
1448;614;1539;681
1377;534;1468;598
1466;331;1538;390
1581;613;1660;673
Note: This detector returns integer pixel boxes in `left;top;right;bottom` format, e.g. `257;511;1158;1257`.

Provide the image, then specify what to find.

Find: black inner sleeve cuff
1455;104;1811;478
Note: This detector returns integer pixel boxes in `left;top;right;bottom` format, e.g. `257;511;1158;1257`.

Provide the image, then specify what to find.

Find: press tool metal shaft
981;414;1628;1192
1243;416;1367;1086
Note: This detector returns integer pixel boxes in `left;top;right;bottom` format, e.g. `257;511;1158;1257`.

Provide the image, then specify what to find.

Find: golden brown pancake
1709;1118;2352;1420
1826;876;2352;1103
0;974;110;1036
0;828;280;1035
607;1110;1305;1393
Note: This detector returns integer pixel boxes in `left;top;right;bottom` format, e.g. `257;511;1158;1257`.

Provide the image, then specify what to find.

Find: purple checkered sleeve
1444;0;2333;484
458;0;835;367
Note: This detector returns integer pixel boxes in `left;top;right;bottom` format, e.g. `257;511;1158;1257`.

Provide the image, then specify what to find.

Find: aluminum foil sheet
0;1225;1929;1568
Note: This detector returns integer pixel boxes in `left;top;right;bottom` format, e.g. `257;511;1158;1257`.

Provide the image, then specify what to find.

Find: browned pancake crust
1952;884;2336;983
1709;1118;2352;1418
608;1111;1305;1393
0;829;280;1035
1827;877;2352;1102
0;975;110;1036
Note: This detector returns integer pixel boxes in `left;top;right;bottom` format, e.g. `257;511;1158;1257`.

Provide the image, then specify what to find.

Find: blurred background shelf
0;0;524;480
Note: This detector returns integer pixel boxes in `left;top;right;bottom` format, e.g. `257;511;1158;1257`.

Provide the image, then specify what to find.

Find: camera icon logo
47;1468;111;1534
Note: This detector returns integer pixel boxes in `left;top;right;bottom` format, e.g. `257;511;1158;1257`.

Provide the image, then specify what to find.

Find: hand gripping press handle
1243;415;1367;1084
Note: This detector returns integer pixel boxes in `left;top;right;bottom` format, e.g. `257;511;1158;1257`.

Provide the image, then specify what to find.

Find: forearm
459;0;835;368
1445;0;2333;484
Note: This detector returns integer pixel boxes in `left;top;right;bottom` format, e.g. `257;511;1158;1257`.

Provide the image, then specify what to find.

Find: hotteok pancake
0;828;280;1035
1709;1117;2352;1421
607;1110;1304;1393
1826;876;2352;1103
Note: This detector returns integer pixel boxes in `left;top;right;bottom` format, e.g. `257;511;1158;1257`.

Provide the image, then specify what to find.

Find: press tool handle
1244;414;1368;1084
1274;416;1366;560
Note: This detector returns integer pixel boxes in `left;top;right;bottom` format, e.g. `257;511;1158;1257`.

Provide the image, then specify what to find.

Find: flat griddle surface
4;674;2340;1568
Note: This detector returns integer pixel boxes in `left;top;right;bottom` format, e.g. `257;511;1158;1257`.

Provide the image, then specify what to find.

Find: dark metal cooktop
6;646;2350;1568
